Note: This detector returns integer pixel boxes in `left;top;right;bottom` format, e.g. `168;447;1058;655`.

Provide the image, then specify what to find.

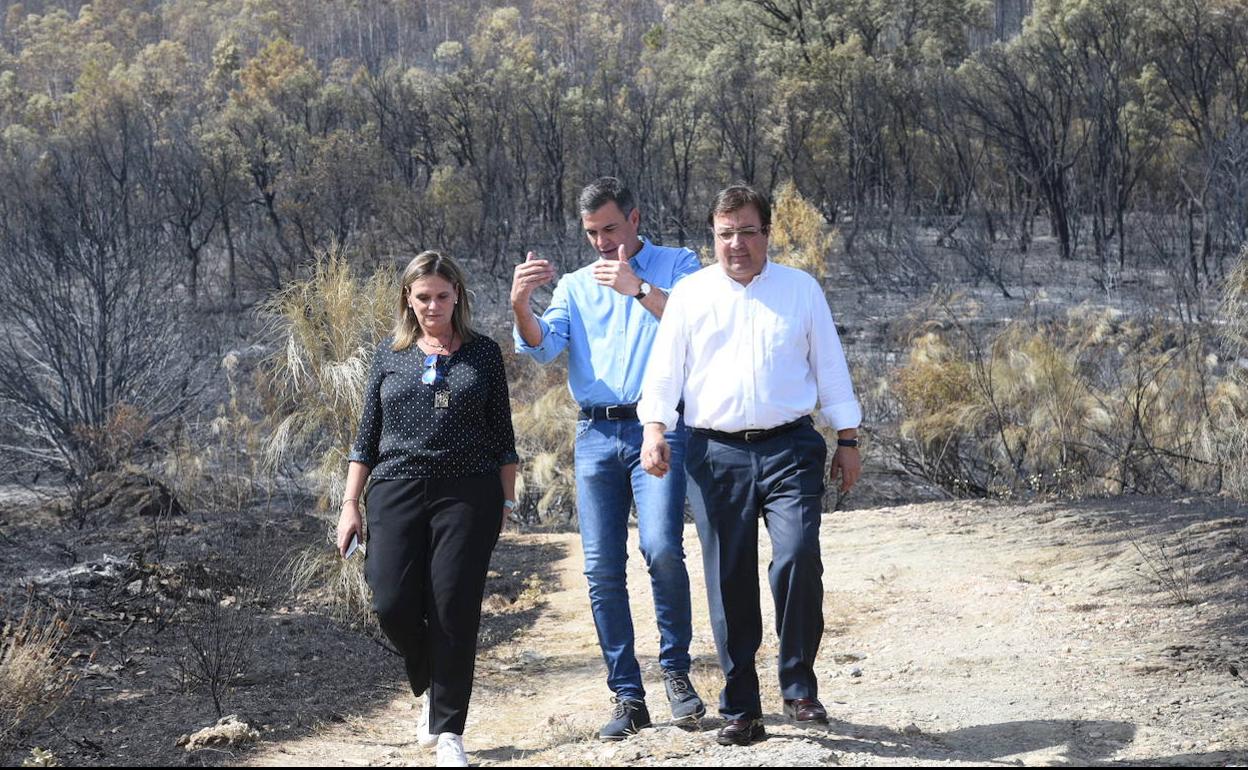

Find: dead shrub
61;405;174;527
890;297;1238;498
161;348;271;518
71;404;153;471
170;559;275;718
770;182;836;281
0;596;80;754
63;466;185;524
841;211;945;293
1223;246;1248;354
942;212;1020;298
173;602;256;719
1219;246;1248;498
1131;535;1198;606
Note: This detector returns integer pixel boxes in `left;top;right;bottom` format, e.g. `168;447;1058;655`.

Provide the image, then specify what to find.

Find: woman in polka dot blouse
336;251;518;766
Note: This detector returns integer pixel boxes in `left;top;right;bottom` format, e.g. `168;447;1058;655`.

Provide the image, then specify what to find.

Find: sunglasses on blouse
421;354;446;386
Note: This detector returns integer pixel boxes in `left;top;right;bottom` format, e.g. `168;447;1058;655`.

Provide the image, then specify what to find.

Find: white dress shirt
637;260;861;432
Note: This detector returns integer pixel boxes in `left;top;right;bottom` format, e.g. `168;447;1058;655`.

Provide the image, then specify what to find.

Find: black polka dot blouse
348;333;520;479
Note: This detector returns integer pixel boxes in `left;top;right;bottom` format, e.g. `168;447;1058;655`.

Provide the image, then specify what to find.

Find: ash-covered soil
0;486;563;767
175;495;1245;767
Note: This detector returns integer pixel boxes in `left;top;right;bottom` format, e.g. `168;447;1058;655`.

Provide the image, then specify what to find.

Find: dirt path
241;498;1248;767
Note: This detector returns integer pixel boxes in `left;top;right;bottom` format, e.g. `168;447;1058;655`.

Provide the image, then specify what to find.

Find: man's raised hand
592;244;643;296
511;251;556;307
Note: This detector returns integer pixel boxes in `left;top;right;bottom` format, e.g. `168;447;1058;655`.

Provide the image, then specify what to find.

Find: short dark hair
578;177;635;217
707;184;771;232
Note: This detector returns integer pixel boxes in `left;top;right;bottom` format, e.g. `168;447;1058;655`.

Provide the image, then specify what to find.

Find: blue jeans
575;416;693;700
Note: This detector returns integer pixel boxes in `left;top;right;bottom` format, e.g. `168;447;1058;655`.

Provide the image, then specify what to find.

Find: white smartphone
344;533;362;559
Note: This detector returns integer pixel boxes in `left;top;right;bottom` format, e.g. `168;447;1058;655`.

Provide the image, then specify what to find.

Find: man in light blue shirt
511;177;705;739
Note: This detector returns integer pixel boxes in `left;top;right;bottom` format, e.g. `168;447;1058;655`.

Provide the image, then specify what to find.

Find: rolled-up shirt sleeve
637;283;689;430
514;276;572;364
347;342;386;467
808;280;862;431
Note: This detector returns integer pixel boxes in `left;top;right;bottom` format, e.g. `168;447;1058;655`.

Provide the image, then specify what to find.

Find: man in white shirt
638;184;862;746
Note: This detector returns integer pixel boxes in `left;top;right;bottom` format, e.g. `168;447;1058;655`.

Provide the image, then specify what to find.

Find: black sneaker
598;697;651;741
663;670;707;725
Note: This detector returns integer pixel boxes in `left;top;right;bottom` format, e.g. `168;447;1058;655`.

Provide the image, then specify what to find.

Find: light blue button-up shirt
514;238;702;407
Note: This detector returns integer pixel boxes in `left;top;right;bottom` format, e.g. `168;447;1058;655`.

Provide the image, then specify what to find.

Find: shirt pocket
763;312;804;367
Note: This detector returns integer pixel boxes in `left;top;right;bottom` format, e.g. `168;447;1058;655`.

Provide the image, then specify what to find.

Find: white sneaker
435;732;468;767
416;692;437;749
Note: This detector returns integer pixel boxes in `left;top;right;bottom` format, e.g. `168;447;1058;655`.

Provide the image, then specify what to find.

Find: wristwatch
635;282;651;300
836;437;860;448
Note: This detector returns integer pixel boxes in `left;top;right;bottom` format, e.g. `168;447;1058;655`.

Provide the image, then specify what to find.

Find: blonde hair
391;250;475;351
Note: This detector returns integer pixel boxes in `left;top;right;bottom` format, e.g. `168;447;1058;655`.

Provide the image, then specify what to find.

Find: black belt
579;403;638;421
579;402;685;422
692;417;810;443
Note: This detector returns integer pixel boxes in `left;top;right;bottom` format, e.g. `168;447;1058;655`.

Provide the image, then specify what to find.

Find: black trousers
685;420;828;720
364;475;502;735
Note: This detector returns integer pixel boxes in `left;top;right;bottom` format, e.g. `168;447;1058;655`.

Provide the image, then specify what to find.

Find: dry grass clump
769;182;836;280
0;598;79;754
506;353;579;526
259;246;394;511
20;747;59;766
286;547;375;631
258;246;393;623
1219;246;1248;498
688;657;723;712
891;300;1240;498
1222;245;1248;355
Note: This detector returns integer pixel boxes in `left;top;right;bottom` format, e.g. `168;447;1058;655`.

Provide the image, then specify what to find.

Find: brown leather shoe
716;717;766;746
783;697;829;724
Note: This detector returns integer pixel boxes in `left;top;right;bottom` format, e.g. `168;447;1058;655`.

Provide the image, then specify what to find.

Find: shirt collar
716;257;772;288
629;237;655;273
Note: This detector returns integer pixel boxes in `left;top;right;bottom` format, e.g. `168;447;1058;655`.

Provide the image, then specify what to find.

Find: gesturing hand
511;251;557;306
592;244;643;296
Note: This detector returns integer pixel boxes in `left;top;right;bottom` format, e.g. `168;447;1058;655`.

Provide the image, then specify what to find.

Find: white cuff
819;400;863;432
